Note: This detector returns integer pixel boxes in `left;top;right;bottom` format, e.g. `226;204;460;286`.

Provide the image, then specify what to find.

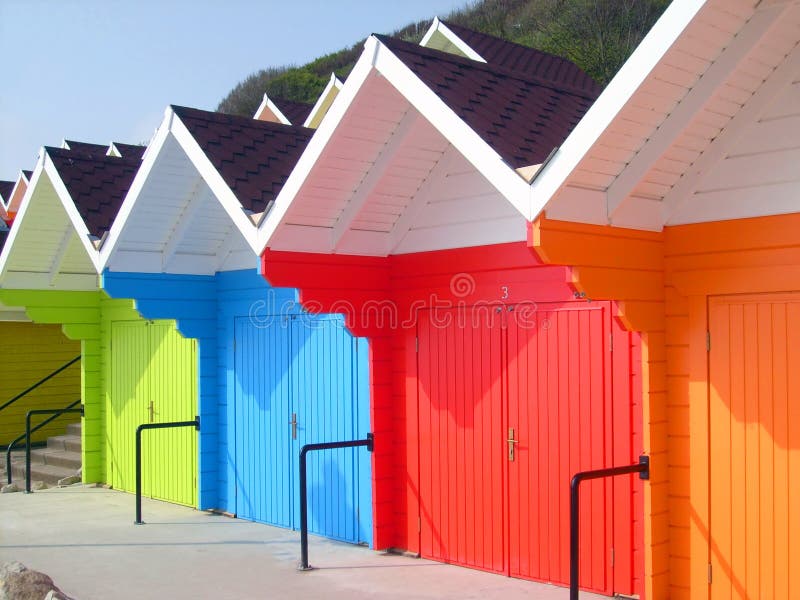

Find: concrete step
47;434;81;453
10;461;78;487
65;422;82;437
30;448;82;470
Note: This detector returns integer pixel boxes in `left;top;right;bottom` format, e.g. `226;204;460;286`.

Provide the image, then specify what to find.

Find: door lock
148;400;156;423
289;413;297;440
507;427;518;461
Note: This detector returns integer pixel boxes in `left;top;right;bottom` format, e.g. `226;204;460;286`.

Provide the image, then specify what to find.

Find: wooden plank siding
531;211;800;599
263;241;645;596
0;322;81;446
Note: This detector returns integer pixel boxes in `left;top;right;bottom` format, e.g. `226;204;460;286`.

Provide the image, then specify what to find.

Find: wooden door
233;315;292;526
417;306;506;573
506;302;611;593
708;293;800;600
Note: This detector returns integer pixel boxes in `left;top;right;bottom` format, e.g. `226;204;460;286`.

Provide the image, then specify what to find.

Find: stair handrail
25;405;85;493
5;399;83;486
0;355;80;414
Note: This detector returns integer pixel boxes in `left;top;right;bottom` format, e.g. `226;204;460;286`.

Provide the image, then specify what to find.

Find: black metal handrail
5;399;82;486
134;417;200;524
0;355;80;415
25;405;85;493
298;433;374;571
569;455;650;600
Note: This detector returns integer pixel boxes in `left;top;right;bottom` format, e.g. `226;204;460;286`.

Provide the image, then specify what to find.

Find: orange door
708;293;800;600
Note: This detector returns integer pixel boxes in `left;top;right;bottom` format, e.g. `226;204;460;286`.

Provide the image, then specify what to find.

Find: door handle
507;427;518;462
148;400;155;423
289;413;297;440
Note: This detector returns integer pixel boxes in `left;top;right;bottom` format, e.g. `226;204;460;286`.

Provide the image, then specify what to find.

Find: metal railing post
20;404;84;492
134;416;200;525
569;455;650;600
298;433;374;571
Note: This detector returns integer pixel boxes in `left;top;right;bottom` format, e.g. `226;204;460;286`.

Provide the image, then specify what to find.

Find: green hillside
217;0;670;117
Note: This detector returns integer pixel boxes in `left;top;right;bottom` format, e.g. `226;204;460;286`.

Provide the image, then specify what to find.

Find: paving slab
0;486;606;600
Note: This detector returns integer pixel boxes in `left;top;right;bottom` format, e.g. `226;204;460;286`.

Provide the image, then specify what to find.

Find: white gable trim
0;151;101;284
532;0;706;220
302;73;344;128
256;35;531;253
254;93;292;125
169;113;260;252
98;109;173;269
420;17;486;63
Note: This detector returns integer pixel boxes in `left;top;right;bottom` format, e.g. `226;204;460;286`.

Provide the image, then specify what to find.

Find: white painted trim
161;179;205;271
107;143;122;157
606;3;787;221
663;40;800;224
332;109;419;250
419;16;441;47
302;73;344;128
169;113;261;253
385;145;457;253
0;156;42;282
533;0;706;221
257;35;531;253
372;40;530;218
424;17;486;63
254;93;292;125
42;155;103;272
257;38;380;251
98;108;174;270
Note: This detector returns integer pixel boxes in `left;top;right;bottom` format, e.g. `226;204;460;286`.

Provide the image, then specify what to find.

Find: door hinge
610;547;615;568
706;331;711;352
708;563;713;584
415;336;419;353
609;332;614;352
418;516;421;532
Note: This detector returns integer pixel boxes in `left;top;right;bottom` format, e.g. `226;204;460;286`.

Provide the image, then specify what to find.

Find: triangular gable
254;94;313;125
0;151;107;290
303;73;344;129
532;0;800;230
256;34;594;255
423;18;600;96
101;106;312;275
420;17;486;62
5;170;32;218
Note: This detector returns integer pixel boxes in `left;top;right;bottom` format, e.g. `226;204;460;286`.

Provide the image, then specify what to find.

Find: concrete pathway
0;486;606;600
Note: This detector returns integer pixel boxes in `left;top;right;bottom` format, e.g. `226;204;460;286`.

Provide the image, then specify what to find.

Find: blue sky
0;0;468;181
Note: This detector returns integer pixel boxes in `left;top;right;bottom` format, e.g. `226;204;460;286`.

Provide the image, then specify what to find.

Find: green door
109;320;197;507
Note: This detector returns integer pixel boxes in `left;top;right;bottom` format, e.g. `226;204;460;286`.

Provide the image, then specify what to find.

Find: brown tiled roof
273;98;314;125
0;222;8;252
46;147;140;239
22;170;33;181
172;106;313;213
376;35;596;168
112;143;147;161
0;180;14;205
63;140;110;157
440;21;600;95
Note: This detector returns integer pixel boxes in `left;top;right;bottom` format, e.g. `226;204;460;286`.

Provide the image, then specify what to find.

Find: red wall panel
262;242;644;596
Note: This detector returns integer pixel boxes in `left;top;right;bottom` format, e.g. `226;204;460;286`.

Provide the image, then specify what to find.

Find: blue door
233;313;372;546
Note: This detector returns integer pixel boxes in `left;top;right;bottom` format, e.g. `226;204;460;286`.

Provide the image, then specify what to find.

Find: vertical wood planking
710;293;800;599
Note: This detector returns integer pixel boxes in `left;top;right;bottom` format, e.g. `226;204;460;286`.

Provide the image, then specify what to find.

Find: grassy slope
217;0;669;117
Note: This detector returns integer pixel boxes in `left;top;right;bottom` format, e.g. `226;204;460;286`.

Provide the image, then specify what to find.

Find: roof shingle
0;180;14;205
377;35;596;168
46;147;140;239
273;98;314;126
112;143;147;161
63;140;110;157
440;21;601;96
172;106;314;213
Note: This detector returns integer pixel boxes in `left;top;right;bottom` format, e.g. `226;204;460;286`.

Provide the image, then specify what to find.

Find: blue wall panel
102;268;372;545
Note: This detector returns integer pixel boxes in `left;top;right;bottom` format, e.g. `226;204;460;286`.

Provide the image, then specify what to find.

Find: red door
417;301;637;596
417;305;505;573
